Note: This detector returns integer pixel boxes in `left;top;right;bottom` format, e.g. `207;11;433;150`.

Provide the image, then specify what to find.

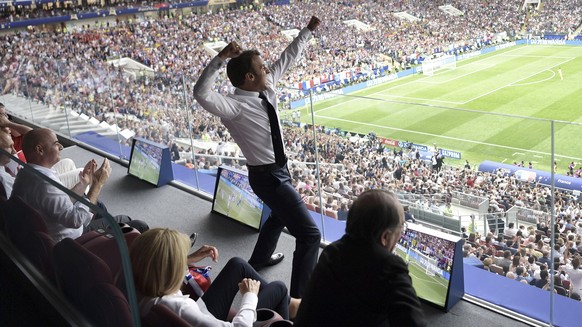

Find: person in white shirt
504;222;517;238
562;253;582;296
0;129;17;198
194;16;322;300
130;228;296;326
11;128;148;241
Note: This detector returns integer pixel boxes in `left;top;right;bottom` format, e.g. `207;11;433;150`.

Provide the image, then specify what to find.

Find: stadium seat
305;202;316;212
554;286;567;297
78;226;141;277
489;264;505;276
0;182;7;233
562;280;571;290
2;196;56;282
142;304;190;327
53;238;133;327
325;209;338;219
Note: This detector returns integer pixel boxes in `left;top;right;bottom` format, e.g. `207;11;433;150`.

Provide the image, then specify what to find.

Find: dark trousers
85;200;149;233
86;215;149;234
202;257;290;319
248;165;321;298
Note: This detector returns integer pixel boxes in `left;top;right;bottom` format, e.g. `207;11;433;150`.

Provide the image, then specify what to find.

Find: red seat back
2;196;55;281
53;238;133;327
78;226;140;277
142;304;191;327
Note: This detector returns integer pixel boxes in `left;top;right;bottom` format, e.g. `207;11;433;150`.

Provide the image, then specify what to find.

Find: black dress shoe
251;252;285;271
190;232;198;247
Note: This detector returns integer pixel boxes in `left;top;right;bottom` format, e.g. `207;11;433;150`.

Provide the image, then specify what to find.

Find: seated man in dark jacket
294;190;427;327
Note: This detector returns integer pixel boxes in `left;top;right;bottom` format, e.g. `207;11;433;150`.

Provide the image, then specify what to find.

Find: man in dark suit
294;190;426;327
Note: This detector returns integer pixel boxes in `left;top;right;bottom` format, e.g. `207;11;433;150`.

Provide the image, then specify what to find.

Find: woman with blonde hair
130;228;293;326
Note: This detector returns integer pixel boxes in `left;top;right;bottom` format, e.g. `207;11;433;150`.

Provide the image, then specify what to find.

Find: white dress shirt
11;163;92;241
194;28;312;166
564;265;582;295
0;167;14;198
139;290;258;327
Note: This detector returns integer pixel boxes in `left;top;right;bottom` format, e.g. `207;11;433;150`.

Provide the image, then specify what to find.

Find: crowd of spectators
1;1;581;221
525;0;582;36
0;0;148;23
464;220;582;300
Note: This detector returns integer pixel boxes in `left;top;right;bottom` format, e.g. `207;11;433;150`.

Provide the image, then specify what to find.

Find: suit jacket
294;234;427;327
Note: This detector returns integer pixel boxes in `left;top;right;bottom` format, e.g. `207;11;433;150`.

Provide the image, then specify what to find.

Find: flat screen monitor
212;166;268;230
128;138;170;187
395;222;464;311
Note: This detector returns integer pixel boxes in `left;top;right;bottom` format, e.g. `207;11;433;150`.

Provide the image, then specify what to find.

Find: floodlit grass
297;45;582;172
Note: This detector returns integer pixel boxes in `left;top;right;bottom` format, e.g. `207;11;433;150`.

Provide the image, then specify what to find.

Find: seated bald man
11;128;148;242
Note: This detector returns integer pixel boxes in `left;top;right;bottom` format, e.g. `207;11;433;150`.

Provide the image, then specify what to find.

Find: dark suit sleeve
382;255;428;327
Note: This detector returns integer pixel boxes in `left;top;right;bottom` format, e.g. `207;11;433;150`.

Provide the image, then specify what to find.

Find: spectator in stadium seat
505;222;517;238
515;267;533;283
130;228;295;325
483;257;493;272
193;16;322;300
0;102;32;152
533;269;549;288
538;250;552;266
337;201;349;221
561;252;582;296
294;190;427;327
494;250;512;270
11;128;149;242
0;129;17;198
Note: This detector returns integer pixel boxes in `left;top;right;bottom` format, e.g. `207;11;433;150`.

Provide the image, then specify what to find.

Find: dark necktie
259;92;286;166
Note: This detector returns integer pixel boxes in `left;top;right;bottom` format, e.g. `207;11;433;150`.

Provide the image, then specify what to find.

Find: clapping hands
238;278;260;295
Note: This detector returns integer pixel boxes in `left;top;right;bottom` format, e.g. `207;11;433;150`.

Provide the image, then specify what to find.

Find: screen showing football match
128;139;163;186
395;223;458;308
212;166;265;230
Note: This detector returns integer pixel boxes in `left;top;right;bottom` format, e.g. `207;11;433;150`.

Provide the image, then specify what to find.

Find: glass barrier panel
3;5;582;325
0;59;64;131
296;69;570;322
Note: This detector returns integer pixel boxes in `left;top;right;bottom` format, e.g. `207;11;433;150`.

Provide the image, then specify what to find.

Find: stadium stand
1;0;582;325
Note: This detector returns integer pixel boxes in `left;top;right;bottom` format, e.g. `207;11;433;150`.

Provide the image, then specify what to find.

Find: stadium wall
478;160;582;193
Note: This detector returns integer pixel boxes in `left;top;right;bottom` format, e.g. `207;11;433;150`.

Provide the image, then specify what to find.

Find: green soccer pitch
394;247;449;307
297;45;582;172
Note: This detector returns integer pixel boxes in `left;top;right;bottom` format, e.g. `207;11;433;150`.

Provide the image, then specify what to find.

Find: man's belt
247;157;287;173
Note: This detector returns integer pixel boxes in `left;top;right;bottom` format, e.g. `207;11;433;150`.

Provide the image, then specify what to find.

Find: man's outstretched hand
218;42;243;61
307;16;321;32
